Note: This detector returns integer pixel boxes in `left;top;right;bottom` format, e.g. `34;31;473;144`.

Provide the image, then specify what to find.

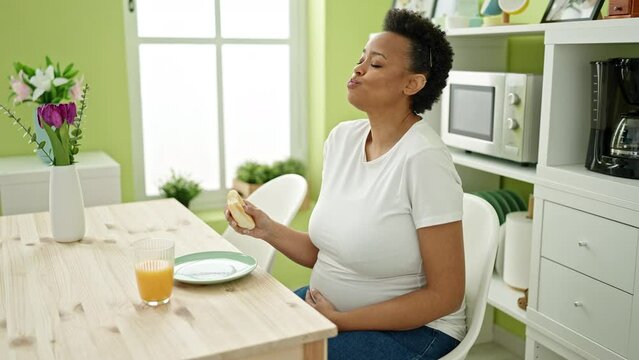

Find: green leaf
62;63;74;77
60;122;71;158
22;65;35;77
45;56;53;67
65;70;79;79
38;141;46;149
43;123;69;166
71;128;82;136
13;62;22;73
55;63;61;77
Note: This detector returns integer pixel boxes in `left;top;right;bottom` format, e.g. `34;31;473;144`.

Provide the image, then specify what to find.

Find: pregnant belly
309;259;425;312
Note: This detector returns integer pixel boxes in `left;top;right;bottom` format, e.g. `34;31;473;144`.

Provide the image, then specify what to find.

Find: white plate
174;251;257;285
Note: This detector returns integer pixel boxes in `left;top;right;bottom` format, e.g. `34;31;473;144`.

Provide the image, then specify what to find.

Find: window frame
122;0;307;210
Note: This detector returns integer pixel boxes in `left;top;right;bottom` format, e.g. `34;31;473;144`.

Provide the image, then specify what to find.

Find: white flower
29;65;69;101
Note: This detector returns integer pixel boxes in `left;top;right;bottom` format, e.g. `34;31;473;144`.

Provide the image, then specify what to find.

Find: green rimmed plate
490;190;513;215
174;251;257;285
497;189;520;212
502;189;527;211
475;191;506;225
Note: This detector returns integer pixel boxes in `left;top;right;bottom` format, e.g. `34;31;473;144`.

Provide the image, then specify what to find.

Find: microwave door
441;72;505;156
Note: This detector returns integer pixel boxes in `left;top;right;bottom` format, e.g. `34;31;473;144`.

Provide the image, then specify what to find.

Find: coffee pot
586;58;639;179
610;114;639;159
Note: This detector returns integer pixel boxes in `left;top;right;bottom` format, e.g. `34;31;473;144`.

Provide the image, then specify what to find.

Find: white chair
440;193;500;360
222;174;308;273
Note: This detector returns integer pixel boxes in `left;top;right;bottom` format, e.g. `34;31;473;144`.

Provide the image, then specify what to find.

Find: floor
466;342;521;360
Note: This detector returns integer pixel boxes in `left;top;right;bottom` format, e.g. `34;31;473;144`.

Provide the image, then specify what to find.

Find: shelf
445;18;639;44
446;23;544;37
488;273;527;325
536;164;639;212
449;148;537;184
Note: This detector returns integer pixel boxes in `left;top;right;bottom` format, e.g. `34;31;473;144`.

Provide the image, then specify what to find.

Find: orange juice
135;259;174;304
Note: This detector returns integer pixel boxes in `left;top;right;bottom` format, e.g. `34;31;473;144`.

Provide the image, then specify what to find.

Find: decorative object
433;0;480;29
5;57;84;162
159;170;202;208
49;164;86;242
607;0;639;19
541;0;605;23
480;0;502;16
1;82;90;243
392;0;437;18
498;0;529;23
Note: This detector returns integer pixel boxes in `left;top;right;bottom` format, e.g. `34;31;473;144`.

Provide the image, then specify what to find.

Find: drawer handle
573;301;583;307
614;6;623;10
577;241;588;247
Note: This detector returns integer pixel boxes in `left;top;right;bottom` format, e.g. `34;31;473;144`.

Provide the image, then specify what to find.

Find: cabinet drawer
541;201;638;293
538;259;632;357
610;0;631;15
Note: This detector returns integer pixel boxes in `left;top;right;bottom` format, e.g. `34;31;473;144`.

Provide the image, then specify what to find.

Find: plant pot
232;178;311;211
50;164;86;242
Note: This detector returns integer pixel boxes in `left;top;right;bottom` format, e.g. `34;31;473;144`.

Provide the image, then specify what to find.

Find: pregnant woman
226;8;463;360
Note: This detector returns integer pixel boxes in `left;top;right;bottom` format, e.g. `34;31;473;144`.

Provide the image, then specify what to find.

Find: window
123;0;306;208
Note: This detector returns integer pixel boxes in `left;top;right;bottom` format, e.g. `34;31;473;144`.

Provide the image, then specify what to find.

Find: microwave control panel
501;73;542;164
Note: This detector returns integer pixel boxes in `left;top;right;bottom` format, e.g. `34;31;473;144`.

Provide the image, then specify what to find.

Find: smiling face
347;32;426;113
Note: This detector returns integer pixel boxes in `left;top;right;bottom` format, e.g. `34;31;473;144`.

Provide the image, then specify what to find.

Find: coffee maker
586;58;639;179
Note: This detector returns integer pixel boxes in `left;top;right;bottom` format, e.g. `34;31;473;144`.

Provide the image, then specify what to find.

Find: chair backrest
440;193;499;360
222;174;308;273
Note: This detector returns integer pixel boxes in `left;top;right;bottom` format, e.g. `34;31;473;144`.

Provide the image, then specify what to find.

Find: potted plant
159;170;202;208
232;157;310;209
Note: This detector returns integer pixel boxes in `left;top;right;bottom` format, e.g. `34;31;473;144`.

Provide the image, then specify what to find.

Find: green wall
0;0;135;202
308;0;390;199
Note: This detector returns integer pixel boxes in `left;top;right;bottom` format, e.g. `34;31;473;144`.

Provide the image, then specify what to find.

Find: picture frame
392;0;438;19
541;0;605;23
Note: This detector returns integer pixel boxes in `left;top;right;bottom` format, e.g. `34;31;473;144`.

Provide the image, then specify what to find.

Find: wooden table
0;199;336;359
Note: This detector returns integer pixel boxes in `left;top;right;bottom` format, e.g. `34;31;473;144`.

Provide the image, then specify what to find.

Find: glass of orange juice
133;238;175;306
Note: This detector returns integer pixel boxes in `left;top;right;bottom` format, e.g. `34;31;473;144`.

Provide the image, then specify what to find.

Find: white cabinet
527;186;639;360
0;151;121;215
443;17;639;360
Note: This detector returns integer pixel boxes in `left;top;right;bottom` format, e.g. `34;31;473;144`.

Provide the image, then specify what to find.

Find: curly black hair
383;9;454;113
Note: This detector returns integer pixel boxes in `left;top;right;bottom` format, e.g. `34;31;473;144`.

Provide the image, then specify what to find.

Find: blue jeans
294;286;460;360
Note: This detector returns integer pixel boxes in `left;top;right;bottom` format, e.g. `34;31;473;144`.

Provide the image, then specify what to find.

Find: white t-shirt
308;119;466;341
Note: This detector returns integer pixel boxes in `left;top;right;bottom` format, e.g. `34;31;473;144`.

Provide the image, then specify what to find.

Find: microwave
440;71;543;164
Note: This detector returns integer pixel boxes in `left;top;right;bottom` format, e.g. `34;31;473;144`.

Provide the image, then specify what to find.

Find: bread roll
226;190;255;230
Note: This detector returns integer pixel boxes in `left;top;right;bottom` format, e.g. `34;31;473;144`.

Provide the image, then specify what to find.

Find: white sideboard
0;151;121;215
441;17;639;360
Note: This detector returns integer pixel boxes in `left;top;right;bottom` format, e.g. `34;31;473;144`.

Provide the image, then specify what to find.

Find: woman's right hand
224;200;274;241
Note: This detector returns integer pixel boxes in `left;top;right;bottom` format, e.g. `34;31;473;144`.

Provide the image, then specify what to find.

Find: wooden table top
0;199;336;359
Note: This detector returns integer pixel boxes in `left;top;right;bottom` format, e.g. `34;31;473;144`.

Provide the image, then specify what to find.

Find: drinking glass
133;238;175;306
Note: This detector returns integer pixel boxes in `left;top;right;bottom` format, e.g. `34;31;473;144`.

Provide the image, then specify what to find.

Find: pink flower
69;76;84;102
37;103;75;128
59;103;77;125
10;71;32;103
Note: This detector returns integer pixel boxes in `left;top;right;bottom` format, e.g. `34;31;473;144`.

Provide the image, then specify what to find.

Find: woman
226;9;462;360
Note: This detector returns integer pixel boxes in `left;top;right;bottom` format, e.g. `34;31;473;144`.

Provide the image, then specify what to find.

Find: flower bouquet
1;57;88;165
1;57;90;242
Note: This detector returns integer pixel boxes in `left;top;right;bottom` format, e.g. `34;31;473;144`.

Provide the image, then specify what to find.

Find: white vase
50;164;86;243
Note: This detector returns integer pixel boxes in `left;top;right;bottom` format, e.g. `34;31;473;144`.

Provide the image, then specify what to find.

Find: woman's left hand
305;288;339;320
